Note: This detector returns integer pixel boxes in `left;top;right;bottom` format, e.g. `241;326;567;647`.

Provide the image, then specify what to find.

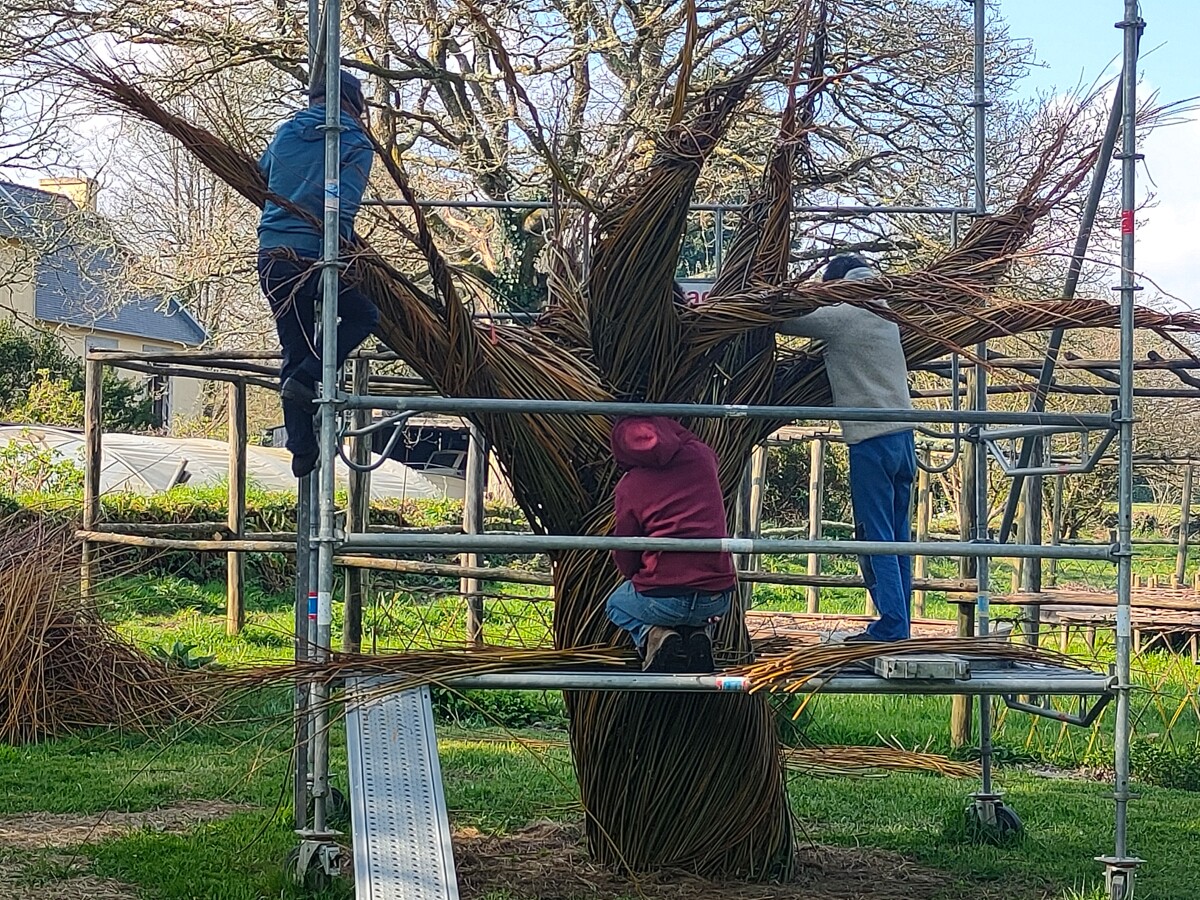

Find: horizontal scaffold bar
361;198;978;215
340;532;1115;561
341;395;1113;428
436;669;1114;696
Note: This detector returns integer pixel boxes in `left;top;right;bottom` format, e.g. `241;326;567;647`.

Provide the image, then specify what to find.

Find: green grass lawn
3;697;1200;900
8;566;1190;898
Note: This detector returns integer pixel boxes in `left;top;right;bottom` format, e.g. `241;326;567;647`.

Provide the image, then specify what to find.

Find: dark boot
642;627;686;673
681;627;716;673
291;448;319;479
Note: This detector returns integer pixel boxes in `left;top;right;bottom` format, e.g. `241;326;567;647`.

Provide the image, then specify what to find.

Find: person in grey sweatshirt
777;254;916;641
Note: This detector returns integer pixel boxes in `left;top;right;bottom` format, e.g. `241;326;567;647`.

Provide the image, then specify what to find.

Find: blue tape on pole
308;592;318;620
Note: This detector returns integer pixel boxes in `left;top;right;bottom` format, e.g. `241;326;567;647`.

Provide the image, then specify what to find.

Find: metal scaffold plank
346;680;458;900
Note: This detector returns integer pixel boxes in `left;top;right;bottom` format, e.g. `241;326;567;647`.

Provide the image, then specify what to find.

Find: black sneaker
681;628;716;673
642;627;687;673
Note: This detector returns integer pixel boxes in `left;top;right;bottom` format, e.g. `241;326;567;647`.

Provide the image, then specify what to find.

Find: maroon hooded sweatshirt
610;416;737;594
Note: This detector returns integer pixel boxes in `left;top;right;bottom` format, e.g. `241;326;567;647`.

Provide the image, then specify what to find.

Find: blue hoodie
257;105;374;258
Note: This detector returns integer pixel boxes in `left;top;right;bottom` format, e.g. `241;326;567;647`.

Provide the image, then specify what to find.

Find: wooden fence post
463;423;487;644
226;380;247;635
743;444;768;607
344;358;371;652
806;438;825;614
1176;463;1193;587
82;357;104;598
1048;475;1064;587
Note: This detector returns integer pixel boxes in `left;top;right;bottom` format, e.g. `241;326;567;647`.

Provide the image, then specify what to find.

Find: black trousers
257;250;379;455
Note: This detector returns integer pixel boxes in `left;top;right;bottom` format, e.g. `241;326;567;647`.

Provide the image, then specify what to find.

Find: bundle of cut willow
0;520;199;744
784;745;978;779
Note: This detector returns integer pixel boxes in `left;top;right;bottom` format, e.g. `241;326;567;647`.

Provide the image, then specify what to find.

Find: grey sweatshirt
777;266;913;445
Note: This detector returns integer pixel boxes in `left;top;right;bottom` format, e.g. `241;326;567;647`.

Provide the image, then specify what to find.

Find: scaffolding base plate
346;680;458;900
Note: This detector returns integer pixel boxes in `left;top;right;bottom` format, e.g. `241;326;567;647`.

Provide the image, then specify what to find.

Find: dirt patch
453;822;1047;900
0;871;137;900
0;800;250;900
0;800;250;851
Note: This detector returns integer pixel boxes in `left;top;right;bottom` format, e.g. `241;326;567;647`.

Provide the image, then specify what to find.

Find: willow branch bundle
461;734;979;779
784;746;977;779
0;521;199;744
215;645;632;694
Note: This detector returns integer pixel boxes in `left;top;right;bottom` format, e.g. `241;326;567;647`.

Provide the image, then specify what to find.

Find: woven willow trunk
554;550;794;878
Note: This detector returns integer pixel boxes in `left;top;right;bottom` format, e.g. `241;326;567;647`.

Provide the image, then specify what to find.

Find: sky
997;0;1199;308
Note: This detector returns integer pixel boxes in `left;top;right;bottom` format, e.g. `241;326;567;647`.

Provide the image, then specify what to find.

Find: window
143;344;171;427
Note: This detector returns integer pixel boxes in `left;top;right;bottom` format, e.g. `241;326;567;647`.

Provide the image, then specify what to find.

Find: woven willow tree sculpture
72;22;1200;878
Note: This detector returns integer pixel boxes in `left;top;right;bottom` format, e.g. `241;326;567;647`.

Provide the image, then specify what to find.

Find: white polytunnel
0;424;444;501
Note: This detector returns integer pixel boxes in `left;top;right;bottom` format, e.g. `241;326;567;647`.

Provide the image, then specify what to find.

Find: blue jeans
258;250;380;456
605;581;732;650
849;429;917;641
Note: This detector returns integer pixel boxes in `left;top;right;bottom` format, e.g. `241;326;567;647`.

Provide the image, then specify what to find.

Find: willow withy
66;30;1200;880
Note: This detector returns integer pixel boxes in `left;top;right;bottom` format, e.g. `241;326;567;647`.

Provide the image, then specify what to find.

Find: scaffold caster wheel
1098;858;1141;900
286;840;341;890
965;797;1024;843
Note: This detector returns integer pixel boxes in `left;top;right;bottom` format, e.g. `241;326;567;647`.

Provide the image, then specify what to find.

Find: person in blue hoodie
257;70;378;477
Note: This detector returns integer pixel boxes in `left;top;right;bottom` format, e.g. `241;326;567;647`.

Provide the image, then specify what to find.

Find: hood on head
843;266;875;282
290;106;330;141
611;416;686;469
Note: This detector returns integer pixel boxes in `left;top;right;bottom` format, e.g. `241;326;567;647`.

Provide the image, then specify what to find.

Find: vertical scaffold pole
968;0;994;806
1106;2;1144;894
293;471;312;831
293;0;323;841
310;0;343;841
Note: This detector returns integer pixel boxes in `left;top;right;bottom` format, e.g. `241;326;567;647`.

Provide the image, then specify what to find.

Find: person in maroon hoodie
605;416;736;673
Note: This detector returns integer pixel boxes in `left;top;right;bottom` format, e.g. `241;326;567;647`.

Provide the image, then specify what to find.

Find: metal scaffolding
69;1;1157;897
294;0;1143;893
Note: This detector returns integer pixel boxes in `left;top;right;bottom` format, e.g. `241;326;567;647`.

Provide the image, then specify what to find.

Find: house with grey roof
0;177;207;425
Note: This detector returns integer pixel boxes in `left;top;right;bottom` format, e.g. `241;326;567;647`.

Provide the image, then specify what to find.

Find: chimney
38;176;99;212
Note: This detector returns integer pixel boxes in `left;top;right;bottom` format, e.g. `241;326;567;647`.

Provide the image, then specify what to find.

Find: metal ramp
345;679;458;900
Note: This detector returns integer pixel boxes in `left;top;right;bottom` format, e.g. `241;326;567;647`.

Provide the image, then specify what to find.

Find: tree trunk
555;551;794;877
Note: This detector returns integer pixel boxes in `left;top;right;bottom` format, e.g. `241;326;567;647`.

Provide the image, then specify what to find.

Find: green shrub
0;485;530;590
0;436;85;493
0;321;157;430
1131;739;1200;791
431;688;566;729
